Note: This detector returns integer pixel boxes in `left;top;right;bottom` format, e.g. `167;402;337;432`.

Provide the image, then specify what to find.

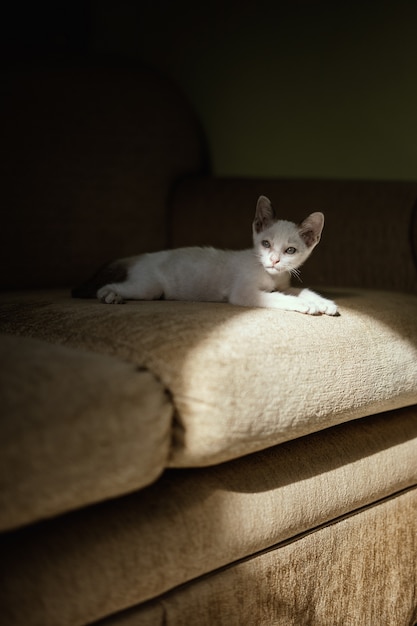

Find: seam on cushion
136;365;180;480
168;408;186;464
140;365;184;467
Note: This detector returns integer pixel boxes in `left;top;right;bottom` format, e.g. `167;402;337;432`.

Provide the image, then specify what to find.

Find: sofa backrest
1;60;207;290
170;177;417;293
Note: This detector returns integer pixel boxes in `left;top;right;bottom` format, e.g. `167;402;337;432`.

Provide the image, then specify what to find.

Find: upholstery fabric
170;177;417;293
0;408;416;626
0;289;416;466
0;62;206;290
99;487;417;626
0;333;173;531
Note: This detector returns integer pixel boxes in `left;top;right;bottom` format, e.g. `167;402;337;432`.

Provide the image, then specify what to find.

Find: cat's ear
253;196;277;233
299;212;324;247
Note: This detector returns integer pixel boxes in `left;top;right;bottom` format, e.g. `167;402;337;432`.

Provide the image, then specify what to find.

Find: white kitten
72;195;339;316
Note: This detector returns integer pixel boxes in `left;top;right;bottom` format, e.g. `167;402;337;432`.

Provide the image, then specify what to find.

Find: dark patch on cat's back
71;260;128;299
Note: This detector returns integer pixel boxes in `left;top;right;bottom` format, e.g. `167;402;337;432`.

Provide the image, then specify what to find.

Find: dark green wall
92;0;417;180
5;1;416;180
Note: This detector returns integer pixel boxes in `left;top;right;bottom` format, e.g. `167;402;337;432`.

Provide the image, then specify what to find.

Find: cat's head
252;195;324;278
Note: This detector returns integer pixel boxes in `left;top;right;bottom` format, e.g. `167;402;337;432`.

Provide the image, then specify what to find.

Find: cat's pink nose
272;257;280;265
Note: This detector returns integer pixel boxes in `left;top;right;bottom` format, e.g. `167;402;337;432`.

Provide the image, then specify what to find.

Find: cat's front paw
298;290;339;316
320;299;339;316
295;301;321;315
307;297;339;316
97;286;125;304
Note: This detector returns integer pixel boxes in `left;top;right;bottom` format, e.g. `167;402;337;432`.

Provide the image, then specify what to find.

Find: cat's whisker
290;268;303;283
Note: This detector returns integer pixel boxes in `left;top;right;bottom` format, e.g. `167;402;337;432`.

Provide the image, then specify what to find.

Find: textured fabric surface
170;177;417;293
0;288;416;466
100;488;417;626
0;333;173;531
0;408;416;626
1;62;206;290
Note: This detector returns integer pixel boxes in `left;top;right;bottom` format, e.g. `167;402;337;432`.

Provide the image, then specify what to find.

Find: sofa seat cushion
1;408;416;626
0;288;416;466
0;333;173;531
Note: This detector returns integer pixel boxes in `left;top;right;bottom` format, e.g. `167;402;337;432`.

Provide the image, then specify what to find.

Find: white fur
97;196;339;316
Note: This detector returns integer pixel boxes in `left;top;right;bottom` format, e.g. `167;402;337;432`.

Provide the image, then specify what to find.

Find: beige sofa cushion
0;288;416;466
1;408;416;626
0;333;173;531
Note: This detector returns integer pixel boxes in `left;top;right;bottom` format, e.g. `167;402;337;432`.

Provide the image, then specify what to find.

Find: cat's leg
97;278;164;304
254;291;324;314
230;286;338;315
97;270;164;304
230;287;317;314
73;255;165;304
97;283;128;304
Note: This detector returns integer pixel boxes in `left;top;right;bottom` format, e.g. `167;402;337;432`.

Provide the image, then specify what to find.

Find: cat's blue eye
261;240;271;248
286;247;297;254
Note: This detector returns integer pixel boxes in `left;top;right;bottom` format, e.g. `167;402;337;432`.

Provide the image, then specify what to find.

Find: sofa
1;60;417;626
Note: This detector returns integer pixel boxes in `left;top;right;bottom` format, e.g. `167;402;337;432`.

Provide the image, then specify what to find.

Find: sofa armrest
169;177;417;293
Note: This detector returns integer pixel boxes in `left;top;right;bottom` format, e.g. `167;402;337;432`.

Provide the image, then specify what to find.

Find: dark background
3;0;417;180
